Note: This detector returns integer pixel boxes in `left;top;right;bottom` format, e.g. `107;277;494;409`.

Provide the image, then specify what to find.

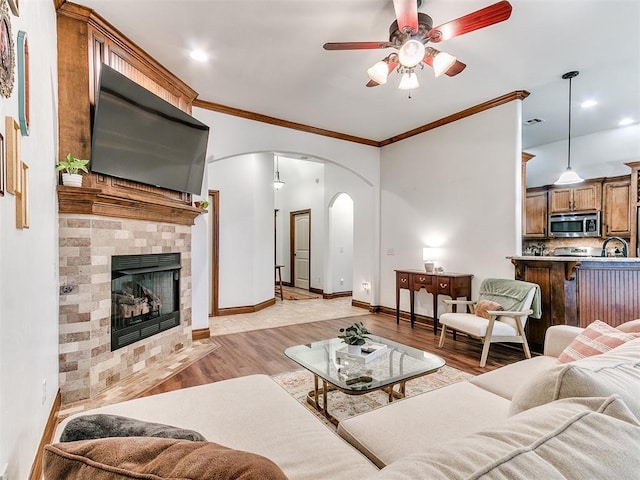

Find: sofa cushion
557;320;640;363
44;437;288;479
337;381;510;468
60;414;206;442
617;318;640;334
53;375;378;480
371;396;640;480
510;338;640;418
469;355;558;400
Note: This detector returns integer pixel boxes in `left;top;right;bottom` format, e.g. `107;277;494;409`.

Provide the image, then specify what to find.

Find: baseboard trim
191;328;211;341
309;287;323;295
376;305;436;329
217;298;275;316
323;291;352;299
29;388;62;480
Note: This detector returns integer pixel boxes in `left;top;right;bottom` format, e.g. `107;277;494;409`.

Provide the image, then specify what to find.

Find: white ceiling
72;0;640;148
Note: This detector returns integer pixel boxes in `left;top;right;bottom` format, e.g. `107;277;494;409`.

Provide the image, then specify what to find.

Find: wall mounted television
90;64;210;195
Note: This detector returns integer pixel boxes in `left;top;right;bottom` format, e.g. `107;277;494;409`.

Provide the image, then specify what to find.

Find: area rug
281;287;319;301
272;365;473;428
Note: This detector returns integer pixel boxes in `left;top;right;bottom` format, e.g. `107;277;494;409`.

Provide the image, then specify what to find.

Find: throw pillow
44;437;289;480
558;319;640;363
59;414;206;442
617;319;640;334
474;300;503;320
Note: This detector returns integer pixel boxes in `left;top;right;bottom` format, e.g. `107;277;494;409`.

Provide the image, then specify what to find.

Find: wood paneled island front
510;256;640;352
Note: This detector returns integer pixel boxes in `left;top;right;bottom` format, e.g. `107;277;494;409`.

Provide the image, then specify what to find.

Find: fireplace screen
111;253;181;350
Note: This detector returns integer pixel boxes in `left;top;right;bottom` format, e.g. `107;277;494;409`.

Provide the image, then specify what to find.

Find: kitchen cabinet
603;176;632;237
549;181;602;213
524;189;547;238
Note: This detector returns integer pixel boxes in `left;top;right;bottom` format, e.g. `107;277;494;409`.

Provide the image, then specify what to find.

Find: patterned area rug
272;366;473;428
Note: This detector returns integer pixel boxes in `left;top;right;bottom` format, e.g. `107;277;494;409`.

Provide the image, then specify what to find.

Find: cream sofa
51;324;640;479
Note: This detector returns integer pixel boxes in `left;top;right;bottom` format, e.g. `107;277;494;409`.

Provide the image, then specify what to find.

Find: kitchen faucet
601;236;629;257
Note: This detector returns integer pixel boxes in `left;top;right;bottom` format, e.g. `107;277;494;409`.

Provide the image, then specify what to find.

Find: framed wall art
0;132;4;196
0;0;14;98
5;116;19;194
16;161;28;228
17;30;28;135
7;0;16;16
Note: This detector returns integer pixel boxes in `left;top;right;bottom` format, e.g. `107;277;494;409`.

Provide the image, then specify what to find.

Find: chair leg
480;337;492;368
438;325;447;348
515;316;532;359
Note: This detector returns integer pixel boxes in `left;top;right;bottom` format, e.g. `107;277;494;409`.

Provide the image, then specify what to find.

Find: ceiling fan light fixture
398;71;419;90
367;60;389;85
432;51;457;77
398;39;425;68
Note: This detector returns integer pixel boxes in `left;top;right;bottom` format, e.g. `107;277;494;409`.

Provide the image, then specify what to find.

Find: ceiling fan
323;0;512;89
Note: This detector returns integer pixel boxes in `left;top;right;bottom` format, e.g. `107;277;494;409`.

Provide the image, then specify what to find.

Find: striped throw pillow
558;319;640;363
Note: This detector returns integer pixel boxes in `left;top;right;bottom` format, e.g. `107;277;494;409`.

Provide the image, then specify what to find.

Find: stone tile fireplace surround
58;214;193;404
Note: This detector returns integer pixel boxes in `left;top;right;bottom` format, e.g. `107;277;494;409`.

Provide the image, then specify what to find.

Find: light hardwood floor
140;312;527;398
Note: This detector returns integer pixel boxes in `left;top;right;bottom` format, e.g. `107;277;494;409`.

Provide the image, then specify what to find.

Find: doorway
290;209;311;290
208;190;219;316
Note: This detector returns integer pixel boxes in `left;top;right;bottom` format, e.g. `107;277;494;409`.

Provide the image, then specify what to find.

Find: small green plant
338;321;370;346
56;153;89;175
198;200;209;209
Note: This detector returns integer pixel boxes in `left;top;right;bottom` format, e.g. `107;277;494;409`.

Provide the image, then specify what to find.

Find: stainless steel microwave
548;212;601;238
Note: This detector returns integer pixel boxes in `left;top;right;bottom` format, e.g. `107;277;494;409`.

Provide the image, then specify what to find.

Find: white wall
526;124;640;187
192;108;381;314
379;101;523;318
328;193;354;293
0;2;59;478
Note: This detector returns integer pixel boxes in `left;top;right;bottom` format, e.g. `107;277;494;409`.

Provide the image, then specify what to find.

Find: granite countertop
509;256;640;262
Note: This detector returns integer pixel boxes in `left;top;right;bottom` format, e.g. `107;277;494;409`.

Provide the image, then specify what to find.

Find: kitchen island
510;256;640;352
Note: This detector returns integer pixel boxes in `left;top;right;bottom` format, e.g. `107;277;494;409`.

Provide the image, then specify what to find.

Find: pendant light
554;71;584;185
274;155;285;190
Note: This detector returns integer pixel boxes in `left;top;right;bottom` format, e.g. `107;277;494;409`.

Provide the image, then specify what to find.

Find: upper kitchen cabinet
549;180;602;213
603;175;632;238
524;188;548;238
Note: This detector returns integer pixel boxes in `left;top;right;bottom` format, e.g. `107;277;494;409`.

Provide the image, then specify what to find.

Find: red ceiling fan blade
427;1;512;43
392;0;419;34
324;41;394;50
423;51;467;77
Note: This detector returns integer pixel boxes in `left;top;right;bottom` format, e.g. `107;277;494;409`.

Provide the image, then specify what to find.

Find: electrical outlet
340;278;344;285
42;379;47;405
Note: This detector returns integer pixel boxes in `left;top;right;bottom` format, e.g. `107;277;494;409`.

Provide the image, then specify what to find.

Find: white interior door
293;211;310;290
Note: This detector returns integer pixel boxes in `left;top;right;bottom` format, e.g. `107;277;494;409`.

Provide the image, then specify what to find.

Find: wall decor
7;0;16;16
5;116;18;194
16;161;28;228
0;0;14;98
17;30;27;135
0;132;4;196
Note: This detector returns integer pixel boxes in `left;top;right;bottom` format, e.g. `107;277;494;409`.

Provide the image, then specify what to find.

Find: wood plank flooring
141;313;527;398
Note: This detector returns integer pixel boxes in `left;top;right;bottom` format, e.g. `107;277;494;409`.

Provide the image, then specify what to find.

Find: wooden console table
395;270;473;334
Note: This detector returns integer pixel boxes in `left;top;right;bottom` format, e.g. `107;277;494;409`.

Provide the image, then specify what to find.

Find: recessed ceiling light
618;117;635;126
189;49;208;62
581;99;597;108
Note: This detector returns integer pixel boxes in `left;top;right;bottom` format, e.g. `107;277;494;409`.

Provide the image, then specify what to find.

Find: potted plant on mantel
338;321;370;354
56;153;89;187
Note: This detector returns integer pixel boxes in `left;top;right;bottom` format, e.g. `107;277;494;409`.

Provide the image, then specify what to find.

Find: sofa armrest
543;325;584;357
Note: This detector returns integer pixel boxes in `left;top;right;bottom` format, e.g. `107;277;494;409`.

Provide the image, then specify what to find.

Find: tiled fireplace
58;215;193;404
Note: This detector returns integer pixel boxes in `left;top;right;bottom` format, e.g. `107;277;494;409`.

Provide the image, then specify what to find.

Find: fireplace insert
111;253;181;350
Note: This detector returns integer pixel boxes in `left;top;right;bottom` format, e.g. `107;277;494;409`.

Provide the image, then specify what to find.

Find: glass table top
284;335;446;393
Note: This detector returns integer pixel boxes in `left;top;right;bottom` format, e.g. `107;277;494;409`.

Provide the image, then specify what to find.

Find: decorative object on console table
56;153;88;187
395;269;473;334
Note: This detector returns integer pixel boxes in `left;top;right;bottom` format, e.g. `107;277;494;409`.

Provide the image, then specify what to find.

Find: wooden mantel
56;2;201;224
57;186;202;225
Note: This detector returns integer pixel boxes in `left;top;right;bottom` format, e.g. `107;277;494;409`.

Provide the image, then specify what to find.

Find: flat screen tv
91;64;210;195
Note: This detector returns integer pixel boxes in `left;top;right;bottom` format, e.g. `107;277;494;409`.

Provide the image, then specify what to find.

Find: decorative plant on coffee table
338;322;370;354
56;153;89;187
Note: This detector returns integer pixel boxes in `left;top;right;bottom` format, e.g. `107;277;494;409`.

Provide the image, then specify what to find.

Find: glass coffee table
284;335;445;425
